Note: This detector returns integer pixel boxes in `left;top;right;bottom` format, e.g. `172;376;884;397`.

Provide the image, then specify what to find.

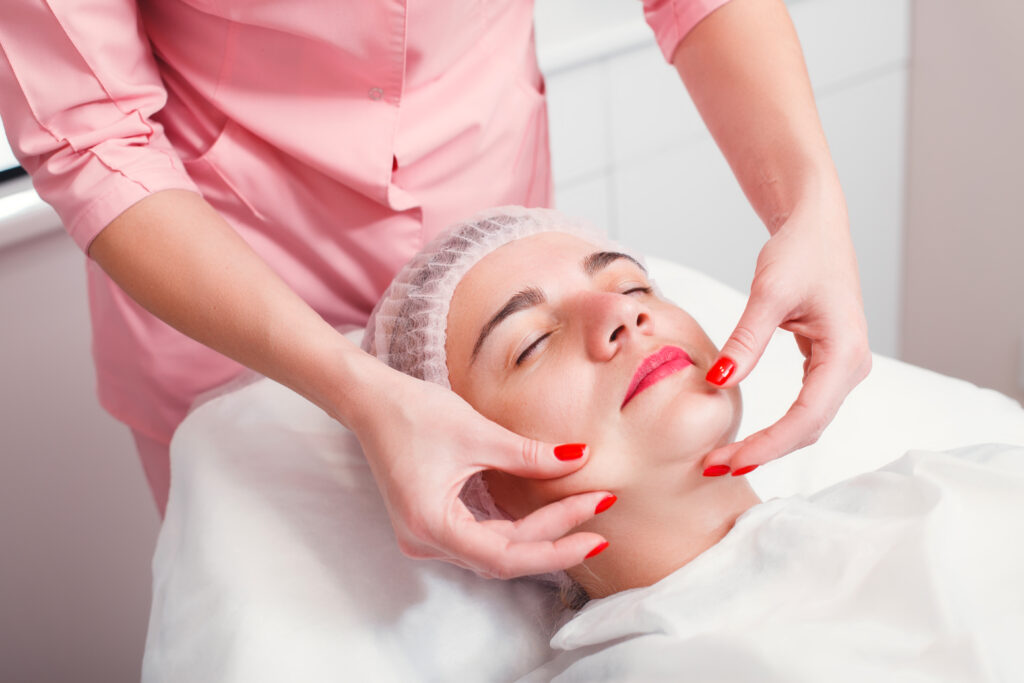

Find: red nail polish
703;464;731;477
555;443;586;460
732;464;759;476
595;494;617;514
705;357;735;386
585;541;609;559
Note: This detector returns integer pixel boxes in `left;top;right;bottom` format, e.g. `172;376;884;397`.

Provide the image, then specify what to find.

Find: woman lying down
362;206;1024;682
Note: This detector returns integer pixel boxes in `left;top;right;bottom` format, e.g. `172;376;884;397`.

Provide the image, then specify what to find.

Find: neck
569;464;762;598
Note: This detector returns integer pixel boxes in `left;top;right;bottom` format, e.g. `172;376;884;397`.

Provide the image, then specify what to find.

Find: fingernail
585;541;609;559
703;464;731;477
555;443;587;460
705;357;735;386
595;494;617;514
732;464;759;476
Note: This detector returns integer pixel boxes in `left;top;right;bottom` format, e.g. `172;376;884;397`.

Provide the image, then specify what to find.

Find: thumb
707;291;782;388
484;430;590;480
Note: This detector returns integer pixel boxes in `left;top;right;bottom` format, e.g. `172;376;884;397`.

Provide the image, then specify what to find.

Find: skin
447;232;762;597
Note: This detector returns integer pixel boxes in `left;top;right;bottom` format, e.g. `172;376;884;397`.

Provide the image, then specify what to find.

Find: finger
699;440;745;474
480;491;616;543
795;333;813;360
478;431;591;481
448;519;607;580
441;556;476;572
716;351;854;471
706;287;785;388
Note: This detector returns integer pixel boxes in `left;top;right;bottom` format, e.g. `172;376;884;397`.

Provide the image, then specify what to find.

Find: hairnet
361;204;641;387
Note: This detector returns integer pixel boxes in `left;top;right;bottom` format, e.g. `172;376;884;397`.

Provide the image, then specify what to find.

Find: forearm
87;189;384;427
672;0;845;233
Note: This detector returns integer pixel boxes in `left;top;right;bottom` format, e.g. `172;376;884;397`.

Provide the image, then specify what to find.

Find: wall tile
817;69;908;357
546;63;610;185
789;0;911;91
605;44;705;166
554;173;614;236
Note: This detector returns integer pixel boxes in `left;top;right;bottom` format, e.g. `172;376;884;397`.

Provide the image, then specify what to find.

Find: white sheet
519;443;1024;683
142;257;1024;682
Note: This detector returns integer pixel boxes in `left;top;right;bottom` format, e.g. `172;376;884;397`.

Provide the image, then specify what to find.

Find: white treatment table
142;257;1024;682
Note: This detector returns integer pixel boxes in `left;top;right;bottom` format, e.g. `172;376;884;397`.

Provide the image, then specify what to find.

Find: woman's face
446;232;742;518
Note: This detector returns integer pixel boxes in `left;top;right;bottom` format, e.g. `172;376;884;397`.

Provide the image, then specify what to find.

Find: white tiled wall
538;0;910;357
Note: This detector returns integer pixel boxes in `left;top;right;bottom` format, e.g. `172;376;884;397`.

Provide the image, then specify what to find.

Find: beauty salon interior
1;0;1022;681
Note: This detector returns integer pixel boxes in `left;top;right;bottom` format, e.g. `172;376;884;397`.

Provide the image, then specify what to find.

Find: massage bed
141;257;1024;682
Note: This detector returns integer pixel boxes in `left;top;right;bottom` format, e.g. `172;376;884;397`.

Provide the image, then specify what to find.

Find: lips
621;345;694;409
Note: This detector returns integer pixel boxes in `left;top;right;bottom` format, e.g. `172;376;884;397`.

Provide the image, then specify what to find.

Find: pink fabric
642;0;734;63
0;0;728;497
131;428;170;519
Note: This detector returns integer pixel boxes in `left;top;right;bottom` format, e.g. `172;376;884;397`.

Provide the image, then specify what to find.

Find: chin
639;386;743;463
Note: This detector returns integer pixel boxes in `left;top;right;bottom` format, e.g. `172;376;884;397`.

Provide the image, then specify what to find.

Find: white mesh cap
361;204;640;388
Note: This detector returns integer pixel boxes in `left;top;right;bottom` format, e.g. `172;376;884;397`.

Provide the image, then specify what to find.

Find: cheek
475;364;599;444
657;305;719;363
687;325;721;367
474;369;619;515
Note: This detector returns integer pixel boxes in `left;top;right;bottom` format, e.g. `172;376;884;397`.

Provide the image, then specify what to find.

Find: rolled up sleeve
640;0;734;64
0;0;199;255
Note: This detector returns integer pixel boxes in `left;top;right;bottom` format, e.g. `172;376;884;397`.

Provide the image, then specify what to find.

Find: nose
581;291;653;360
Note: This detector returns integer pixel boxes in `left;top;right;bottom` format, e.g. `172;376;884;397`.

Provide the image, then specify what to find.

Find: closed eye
515;332;551;366
514;287;650;365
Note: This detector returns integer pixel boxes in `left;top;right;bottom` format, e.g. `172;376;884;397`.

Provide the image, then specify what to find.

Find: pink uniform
0;0;728;467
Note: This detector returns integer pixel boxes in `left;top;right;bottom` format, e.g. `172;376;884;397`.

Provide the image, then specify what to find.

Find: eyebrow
470;251;646;362
583;250;646;278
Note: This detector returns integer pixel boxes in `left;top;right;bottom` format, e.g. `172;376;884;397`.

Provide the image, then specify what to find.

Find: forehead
447;231;638;331
446;232;613;361
462;231;604;286
449;232;588;315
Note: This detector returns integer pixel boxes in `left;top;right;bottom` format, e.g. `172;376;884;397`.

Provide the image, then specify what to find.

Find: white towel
521;443;1024;682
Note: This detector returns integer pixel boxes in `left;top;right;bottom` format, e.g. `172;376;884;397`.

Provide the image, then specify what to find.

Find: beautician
0;0;869;578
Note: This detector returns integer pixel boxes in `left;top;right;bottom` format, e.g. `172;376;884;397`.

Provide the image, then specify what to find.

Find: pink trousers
131;429;171;519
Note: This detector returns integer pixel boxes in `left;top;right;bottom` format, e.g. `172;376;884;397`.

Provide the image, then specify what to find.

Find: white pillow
143;328;563;683
142;257;1024;682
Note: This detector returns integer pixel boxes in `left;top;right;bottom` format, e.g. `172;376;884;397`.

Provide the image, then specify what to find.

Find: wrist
322;340;402;433
769;165;849;237
267;320;389;431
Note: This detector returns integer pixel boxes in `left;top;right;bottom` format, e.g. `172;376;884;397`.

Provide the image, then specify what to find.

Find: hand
700;193;872;476
348;364;613;580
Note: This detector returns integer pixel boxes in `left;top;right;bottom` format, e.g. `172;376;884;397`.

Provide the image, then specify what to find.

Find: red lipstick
621;345;694;409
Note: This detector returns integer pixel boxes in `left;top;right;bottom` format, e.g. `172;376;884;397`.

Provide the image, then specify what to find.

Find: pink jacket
0;0;728;452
